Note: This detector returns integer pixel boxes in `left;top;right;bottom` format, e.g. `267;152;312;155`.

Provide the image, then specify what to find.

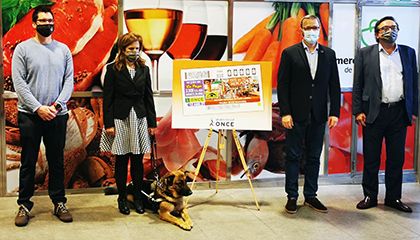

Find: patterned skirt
100;108;151;155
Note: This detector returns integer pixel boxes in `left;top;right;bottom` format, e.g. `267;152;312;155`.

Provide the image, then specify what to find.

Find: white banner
332;3;356;91
172;60;272;130
361;6;419;53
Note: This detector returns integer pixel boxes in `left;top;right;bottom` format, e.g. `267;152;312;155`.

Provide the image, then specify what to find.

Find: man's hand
355;113;366;127
328;116;339;129
282;115;294;129
105;127;115;136
36;105;57;121
412;115;417;126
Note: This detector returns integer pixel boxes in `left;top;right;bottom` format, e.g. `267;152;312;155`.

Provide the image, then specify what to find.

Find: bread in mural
5;107;98;187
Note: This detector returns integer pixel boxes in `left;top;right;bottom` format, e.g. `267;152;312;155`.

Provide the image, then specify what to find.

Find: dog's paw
186;220;193;228
179;222;192;231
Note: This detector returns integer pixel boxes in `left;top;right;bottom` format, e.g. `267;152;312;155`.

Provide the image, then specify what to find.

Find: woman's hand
148;127;156;135
105;127;115;136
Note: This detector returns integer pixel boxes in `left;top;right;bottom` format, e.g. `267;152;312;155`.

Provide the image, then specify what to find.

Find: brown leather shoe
15;205;30;227
356;196;377;209
384;199;412;213
54;202;73;222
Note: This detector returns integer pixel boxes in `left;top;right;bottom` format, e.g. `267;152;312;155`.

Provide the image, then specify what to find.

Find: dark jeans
285;114;326;200
17;112;69;211
362;102;407;201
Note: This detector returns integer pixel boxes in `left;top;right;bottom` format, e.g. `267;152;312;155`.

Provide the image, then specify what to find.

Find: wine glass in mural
166;1;208;60
124;0;183;91
194;4;228;60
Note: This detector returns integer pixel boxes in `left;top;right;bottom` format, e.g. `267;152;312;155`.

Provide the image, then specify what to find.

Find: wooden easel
186;128;260;211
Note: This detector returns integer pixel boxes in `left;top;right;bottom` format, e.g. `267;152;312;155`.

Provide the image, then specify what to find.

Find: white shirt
379;43;404;103
303;41;319;80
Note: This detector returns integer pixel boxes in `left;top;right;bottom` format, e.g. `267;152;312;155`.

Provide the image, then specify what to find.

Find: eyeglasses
302;26;320;31
37;19;55;24
379;25;398;32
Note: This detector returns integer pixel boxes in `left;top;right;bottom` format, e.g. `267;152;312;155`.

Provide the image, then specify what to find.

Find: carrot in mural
318;2;330;46
243;28;272;61
233;2;330;89
233;13;274;54
278;3;302;55
261;3;286;89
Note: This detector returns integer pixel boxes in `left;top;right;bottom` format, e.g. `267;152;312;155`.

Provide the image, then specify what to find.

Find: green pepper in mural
1;0;54;35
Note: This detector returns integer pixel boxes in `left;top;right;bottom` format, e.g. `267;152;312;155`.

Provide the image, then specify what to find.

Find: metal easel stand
185;128;260;211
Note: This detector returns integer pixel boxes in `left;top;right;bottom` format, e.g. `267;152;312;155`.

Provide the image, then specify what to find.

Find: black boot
134;199;145;214
118;199;130;215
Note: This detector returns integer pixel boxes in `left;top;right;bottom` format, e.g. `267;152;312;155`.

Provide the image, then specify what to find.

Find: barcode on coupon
206;104;240;110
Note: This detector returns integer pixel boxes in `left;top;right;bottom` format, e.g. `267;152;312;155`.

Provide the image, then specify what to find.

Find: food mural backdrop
2;0;418;193
3;0;232;193
3;0;120;192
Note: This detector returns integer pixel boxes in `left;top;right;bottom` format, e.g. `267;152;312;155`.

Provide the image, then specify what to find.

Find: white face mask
303;30;320;44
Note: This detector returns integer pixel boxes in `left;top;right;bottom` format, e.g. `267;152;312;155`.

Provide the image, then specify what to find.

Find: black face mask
36;24;54;37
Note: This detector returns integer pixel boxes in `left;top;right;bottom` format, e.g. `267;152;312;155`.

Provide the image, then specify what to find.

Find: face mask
36;24;54;37
303;30;320;44
381;30;398;44
126;51;139;62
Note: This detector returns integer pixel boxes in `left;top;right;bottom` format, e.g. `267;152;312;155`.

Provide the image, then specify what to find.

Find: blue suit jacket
353;44;419;125
277;42;341;122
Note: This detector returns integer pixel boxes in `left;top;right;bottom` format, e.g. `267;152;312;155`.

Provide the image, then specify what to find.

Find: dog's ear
179;169;190;175
164;174;175;186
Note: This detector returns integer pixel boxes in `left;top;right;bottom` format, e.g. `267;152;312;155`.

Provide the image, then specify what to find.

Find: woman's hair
114;32;146;71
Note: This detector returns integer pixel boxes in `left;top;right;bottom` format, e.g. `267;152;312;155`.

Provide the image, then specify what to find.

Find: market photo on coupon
1;0;419;238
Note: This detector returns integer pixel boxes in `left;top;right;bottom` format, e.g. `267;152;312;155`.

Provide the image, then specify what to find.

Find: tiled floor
0;182;419;240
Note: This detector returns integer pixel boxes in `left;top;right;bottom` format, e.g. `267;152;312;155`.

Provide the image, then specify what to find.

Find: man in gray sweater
12;6;74;227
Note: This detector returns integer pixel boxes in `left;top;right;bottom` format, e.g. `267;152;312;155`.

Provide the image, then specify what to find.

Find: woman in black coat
101;32;157;215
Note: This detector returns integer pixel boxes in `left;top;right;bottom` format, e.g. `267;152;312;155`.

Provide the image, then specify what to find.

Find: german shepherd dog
127;169;193;230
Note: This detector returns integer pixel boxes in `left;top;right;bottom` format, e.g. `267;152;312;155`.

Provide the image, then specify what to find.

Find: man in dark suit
353;16;418;213
277;15;341;214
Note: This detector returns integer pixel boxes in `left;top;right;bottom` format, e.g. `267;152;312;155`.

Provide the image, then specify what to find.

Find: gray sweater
12;38;74;115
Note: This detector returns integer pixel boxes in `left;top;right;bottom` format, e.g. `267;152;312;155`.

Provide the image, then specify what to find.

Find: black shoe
285;198;297;214
118;199;130;215
15;205;30;227
356;196;378;210
305;197;328;213
384;199;412;213
134;199;145;214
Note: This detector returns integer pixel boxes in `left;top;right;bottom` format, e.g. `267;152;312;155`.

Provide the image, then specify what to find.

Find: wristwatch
53;102;62;111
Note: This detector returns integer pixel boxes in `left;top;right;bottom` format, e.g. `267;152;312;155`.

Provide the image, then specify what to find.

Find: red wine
194;35;227;60
167;23;207;60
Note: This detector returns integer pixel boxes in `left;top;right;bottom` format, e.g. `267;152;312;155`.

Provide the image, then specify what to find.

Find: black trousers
115;153;144;200
362;102;408;201
17;112;69;211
